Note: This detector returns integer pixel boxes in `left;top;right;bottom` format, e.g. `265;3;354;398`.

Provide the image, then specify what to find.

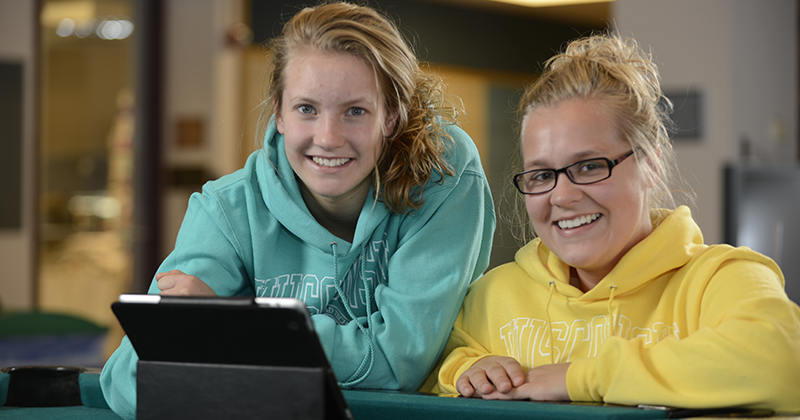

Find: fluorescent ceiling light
41;0;96;27
487;0;612;7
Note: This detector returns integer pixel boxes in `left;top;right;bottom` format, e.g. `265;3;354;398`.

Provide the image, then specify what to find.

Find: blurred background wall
0;0;796;366
0;1;37;314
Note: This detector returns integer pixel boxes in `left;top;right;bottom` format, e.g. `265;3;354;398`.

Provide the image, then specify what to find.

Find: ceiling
251;0;611;74
420;0;612;27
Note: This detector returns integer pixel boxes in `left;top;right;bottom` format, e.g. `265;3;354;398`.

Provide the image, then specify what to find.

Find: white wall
0;1;37;309
613;0;798;245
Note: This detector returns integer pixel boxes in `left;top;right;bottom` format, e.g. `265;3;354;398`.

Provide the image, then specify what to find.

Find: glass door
38;0;136;363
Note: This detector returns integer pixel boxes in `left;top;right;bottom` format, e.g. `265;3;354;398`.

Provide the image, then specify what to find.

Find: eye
576;160;607;173
529;171;554;182
347;107;366;116
298;105;315;115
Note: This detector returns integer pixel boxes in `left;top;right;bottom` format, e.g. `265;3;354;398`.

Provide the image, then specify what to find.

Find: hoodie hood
513;207;706;364
516;206;704;301
257;117;391;257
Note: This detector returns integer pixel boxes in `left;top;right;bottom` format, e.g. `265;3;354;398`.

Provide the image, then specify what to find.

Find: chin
552;247;602;269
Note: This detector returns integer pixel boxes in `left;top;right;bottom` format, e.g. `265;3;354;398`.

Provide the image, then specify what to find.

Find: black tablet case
111;295;353;420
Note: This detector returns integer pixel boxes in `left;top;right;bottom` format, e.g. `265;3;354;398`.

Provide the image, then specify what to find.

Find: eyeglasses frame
512;149;636;195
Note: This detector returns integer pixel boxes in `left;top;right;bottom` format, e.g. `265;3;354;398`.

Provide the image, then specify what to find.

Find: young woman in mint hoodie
101;3;495;418
433;32;800;413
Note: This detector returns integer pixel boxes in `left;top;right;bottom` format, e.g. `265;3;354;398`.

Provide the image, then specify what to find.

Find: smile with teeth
312;156;351;167
557;213;600;230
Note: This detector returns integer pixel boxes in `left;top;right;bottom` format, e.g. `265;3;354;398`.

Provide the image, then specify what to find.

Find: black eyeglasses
512;150;635;195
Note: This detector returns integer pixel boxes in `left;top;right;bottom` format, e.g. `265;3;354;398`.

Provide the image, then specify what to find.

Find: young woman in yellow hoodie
432;32;800;412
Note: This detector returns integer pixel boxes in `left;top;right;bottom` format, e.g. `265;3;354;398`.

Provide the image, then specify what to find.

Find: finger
468;369;497;395
481;388;517;401
156;275;176;291
157;275;191;295
499;358;526;387
160;286;191;296
156;273;187;292
484;363;514;393
155;269;184;281
455;376;475;398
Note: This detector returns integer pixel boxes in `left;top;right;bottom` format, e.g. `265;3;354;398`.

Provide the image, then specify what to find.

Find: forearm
314;280;477;390
569;299;800;411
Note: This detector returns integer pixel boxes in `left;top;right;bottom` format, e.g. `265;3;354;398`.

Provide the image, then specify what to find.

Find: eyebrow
523;149;605;170
286;94;377;108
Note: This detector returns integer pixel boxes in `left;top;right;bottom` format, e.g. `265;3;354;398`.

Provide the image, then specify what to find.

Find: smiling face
275;48;396;218
521;97;653;287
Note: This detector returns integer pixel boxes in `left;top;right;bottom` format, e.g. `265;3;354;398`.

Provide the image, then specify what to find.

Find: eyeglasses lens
516;158;611;194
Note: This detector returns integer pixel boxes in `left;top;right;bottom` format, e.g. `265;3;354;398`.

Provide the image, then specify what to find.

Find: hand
156;269;217;296
481;362;571;401
456;356;526;398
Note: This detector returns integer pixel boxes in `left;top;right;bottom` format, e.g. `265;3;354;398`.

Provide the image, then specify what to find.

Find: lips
312;156;351;167
556;213;601;230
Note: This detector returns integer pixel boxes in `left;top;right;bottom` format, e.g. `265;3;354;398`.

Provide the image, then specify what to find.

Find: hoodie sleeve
430;263;525;394
568;256;800;413
100;336;138;420
313;128;496;391
433;310;496;395
100;181;257;418
101;127;495;407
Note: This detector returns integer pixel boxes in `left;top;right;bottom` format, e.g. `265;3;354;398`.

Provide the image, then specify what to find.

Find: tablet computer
111;294;353;420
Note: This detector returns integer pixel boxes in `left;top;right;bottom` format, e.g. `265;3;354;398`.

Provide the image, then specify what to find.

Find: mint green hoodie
100;120;495;419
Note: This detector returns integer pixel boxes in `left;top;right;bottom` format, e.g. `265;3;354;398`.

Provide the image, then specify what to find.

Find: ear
274;99;285;134
383;110;399;138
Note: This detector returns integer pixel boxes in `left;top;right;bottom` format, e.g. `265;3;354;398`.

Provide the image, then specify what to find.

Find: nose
549;171;583;207
315;116;345;150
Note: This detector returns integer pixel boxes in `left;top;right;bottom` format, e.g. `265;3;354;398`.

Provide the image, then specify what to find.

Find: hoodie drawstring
608;285;618;338
545;281;556;365
545;281;619;364
330;242;376;387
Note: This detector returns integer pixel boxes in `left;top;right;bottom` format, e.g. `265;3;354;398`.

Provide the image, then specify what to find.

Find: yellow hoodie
435;206;800;412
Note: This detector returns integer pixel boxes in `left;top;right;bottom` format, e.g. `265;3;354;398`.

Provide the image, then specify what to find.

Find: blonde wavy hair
511;32;694;242
257;1;461;214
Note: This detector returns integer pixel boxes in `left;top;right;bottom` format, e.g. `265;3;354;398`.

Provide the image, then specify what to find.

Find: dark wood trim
32;0;43;307
133;0;165;293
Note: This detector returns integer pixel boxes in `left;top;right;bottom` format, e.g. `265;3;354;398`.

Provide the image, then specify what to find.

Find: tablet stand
137;361;324;420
